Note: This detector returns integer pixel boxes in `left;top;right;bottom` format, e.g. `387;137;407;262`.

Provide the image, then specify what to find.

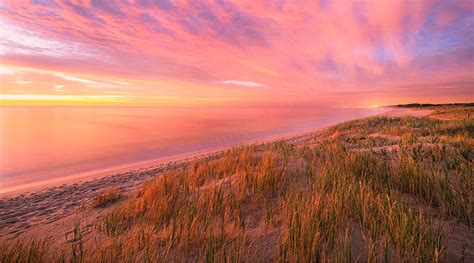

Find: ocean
0;106;386;194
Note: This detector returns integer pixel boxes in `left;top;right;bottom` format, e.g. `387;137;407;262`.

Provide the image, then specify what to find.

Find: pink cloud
0;0;472;106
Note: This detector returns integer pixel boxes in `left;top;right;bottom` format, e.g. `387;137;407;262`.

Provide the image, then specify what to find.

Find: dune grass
92;186;120;208
0;236;49;263
1;105;472;262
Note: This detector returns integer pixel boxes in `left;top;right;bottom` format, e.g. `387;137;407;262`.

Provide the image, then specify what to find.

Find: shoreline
0;107;430;199
0;123;345;197
1;107;397;197
0;107;430;239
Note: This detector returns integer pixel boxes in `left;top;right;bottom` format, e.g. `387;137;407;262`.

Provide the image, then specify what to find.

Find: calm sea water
0;106;386;194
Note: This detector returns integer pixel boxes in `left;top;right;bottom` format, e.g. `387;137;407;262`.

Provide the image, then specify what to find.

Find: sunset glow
1;0;473;107
1;2;474;258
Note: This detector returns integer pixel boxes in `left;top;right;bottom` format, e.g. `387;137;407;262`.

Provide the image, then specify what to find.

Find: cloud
12;80;32;85
0;67;16;75
53;72;95;83
51;72;124;89
110;80;130;86
136;0;175;10
62;1;106;25
53;84;65;91
0;94;129;101
0;0;472;106
0;19;103;59
220;80;264;88
90;0;126;19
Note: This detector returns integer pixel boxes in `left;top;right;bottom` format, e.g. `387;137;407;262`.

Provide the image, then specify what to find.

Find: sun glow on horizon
0;94;131;106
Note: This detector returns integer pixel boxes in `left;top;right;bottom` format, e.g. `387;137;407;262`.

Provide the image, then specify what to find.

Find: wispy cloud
12;80;31;85
52;72;126;89
0;94;129;101
53;73;95;83
0;67;16;75
110;80;130;86
220;80;264;88
53;84;65;92
0;19;102;59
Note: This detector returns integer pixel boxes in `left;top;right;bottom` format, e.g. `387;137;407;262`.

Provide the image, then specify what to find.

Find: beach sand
0;107;432;240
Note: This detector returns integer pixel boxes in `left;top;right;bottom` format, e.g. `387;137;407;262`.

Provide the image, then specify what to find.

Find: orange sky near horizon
0;0;473;107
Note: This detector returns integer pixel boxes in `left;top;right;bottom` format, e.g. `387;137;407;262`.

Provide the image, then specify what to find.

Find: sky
0;0;473;107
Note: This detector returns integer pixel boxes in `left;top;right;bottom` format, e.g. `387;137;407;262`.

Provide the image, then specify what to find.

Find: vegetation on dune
0;237;49;263
1;106;473;262
92;186;120;208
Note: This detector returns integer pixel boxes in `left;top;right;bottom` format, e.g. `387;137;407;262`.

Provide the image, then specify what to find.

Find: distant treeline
392;103;474;108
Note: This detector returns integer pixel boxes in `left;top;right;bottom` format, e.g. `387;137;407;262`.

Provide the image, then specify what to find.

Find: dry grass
0;236;49;263
1;105;473;262
92;186;120;208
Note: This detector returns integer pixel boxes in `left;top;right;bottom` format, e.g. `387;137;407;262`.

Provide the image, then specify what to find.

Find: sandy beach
0;124;321;240
0;107;432;240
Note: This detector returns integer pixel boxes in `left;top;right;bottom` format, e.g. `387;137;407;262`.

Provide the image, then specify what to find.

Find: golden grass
1;105;472;262
0;236;48;263
92;186;120;208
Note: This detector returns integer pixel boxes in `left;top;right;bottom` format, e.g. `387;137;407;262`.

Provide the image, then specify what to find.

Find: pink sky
0;0;473;107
